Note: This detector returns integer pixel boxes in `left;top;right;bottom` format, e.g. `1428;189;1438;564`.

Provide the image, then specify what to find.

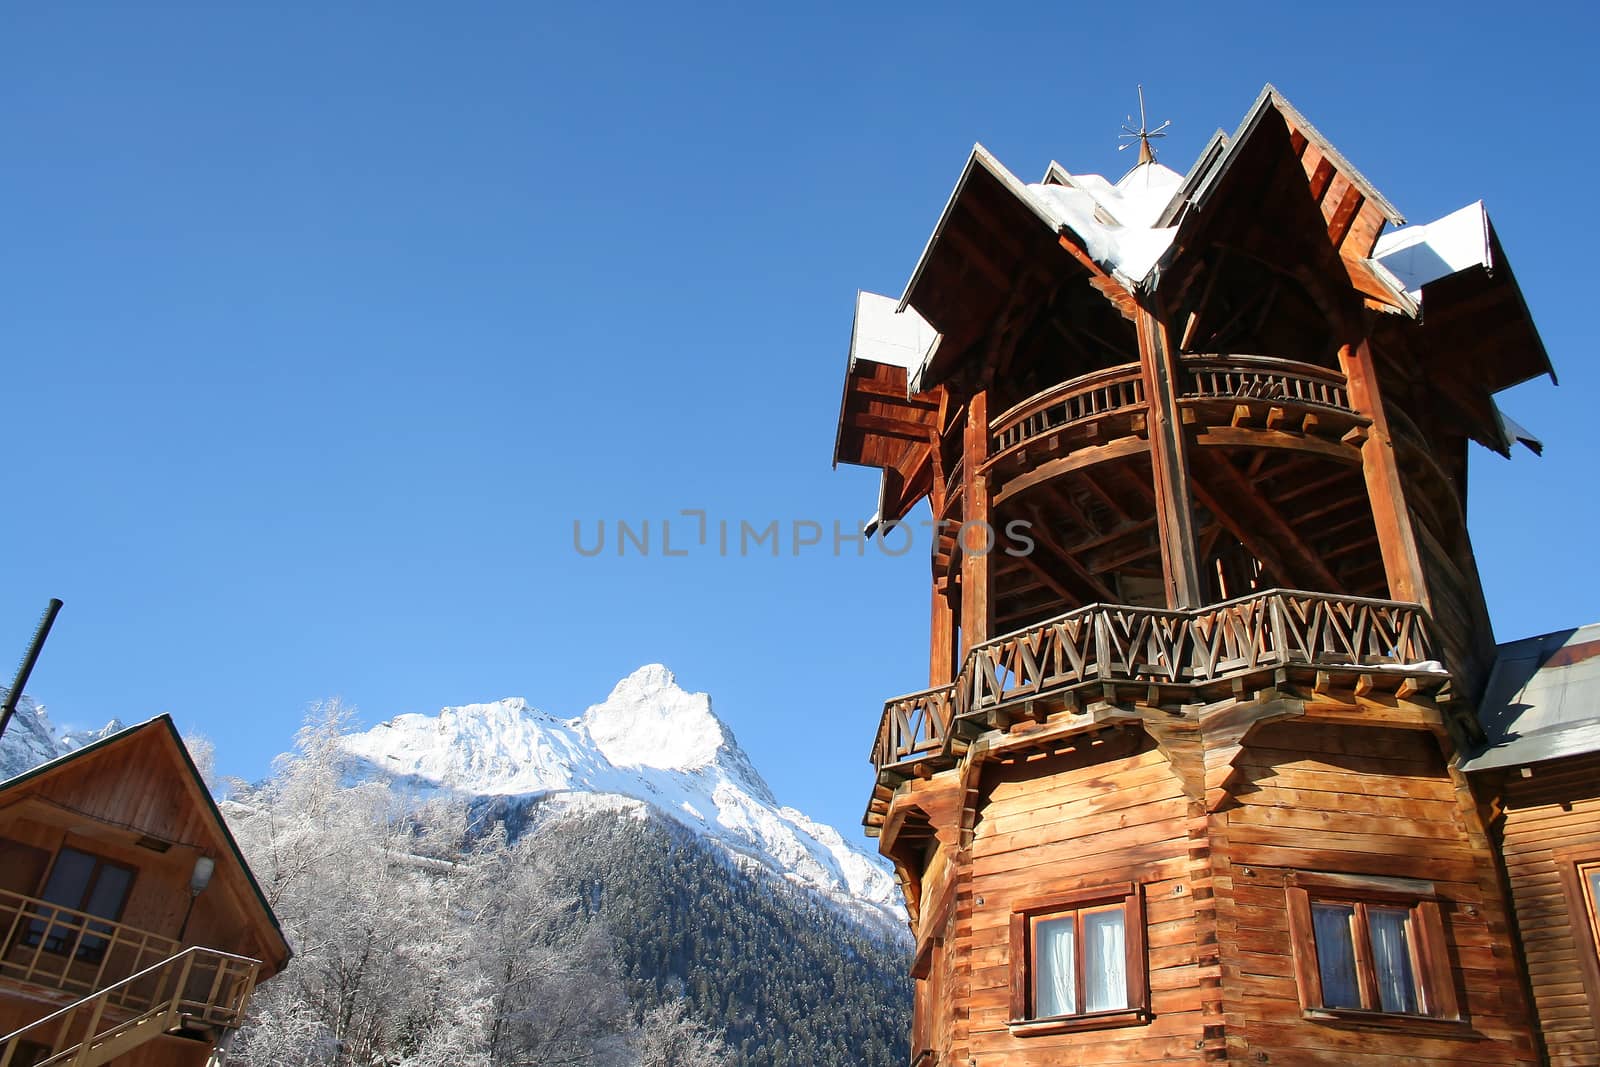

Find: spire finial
1119;85;1170;165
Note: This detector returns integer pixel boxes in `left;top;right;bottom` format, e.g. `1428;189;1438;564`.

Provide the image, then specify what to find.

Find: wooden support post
960;389;992;654
1337;339;1428;607
1135;307;1204;608
930;585;956;688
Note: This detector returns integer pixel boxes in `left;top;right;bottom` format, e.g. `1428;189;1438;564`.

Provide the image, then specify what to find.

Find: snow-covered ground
339;665;903;926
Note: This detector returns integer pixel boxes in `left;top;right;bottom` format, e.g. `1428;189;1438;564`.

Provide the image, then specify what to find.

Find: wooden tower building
833;85;1560;1065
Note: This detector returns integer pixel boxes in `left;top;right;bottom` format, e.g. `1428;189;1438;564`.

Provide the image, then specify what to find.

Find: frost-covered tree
225;700;688;1067
228;701;491;1066
633;999;732;1067
458;827;632;1065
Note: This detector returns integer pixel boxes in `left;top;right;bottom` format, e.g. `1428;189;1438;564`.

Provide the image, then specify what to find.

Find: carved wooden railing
0;946;260;1067
873;686;959;775
988;363;1145;459
1181;354;1352;413
871;589;1437;771
977;355;1353;491
0;889;180;1002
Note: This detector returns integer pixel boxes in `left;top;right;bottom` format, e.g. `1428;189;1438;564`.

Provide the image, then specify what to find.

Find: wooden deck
871;588;1442;776
0;890;179;1006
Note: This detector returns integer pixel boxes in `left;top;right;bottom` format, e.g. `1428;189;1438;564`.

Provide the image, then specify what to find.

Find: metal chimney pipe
0;599;64;745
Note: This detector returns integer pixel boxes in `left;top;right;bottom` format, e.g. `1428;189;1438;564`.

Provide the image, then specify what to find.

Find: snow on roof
1372;201;1491;304
850;291;939;373
1028;161;1184;285
903;147;1182;323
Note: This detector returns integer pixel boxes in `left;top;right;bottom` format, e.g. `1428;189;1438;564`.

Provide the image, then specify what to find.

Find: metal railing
0;889;179;1002
0;946;260;1067
871;589;1436;771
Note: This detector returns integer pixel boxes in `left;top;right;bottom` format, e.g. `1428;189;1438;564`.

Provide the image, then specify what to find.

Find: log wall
1494;752;1600;1067
892;713;1544;1066
962;735;1205;1066
1217;721;1537;1065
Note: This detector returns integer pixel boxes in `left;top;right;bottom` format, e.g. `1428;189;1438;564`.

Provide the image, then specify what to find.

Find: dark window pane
1312;903;1360;1009
1368;907;1419;1014
28;848;97;953
75;864;132;962
83;865;132;920
39;849;95;908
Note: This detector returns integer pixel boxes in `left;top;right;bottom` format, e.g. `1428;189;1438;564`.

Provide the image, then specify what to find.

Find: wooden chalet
834;84;1573;1064
0;717;289;1067
1464;627;1600;1065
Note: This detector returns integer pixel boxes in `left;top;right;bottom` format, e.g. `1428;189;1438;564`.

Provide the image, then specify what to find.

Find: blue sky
3;2;1597;838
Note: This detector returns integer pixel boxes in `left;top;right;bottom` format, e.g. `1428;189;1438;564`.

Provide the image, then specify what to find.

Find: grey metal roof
1462;622;1600;772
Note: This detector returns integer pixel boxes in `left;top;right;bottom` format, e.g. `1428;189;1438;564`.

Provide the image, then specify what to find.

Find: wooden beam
1338;339;1427;606
1327;185;1365;249
1135;307;1204;608
1078;467;1132;523
992;436;1150;507
1019;504;1118;602
929;583;956;688
1064;517;1158;557
961;389;992;653
1190;450;1341;592
848;411;937;440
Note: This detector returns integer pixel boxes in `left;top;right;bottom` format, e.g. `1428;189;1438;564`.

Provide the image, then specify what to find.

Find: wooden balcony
1179;354;1352;414
988;364;1147;465
0;889;178;1004
981;355;1366;503
869;589;1443;777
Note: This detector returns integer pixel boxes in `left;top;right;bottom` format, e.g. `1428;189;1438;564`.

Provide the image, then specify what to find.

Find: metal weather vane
1119;85;1170;165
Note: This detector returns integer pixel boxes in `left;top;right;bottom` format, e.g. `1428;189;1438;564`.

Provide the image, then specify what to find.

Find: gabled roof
901;145;1182;321
1157;83;1404;230
1463;624;1600;772
844;82;1557;493
0;715;291;970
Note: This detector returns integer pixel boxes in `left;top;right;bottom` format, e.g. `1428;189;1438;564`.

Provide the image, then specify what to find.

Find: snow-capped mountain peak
584;665;725;773
339;666;900;925
0;688;125;780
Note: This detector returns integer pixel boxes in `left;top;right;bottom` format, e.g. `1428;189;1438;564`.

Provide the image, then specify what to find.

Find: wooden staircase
0;947;261;1067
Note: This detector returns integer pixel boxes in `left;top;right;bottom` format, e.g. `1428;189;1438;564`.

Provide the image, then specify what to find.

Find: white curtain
1312;904;1361;1009
1084;909;1127;1012
1367;908;1419;1013
1034;915;1076;1017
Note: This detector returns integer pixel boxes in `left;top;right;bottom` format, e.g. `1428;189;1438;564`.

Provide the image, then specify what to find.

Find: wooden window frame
1285;871;1462;1031
1007;881;1148;1036
1552;845;1600;1039
24;846;138;965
